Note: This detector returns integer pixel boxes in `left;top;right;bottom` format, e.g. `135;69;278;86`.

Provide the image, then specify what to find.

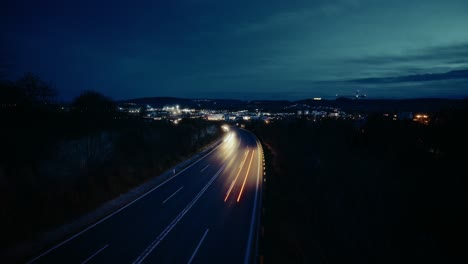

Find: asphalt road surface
28;127;264;264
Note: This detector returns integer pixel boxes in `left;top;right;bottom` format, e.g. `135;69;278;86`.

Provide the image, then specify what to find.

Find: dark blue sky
2;0;468;100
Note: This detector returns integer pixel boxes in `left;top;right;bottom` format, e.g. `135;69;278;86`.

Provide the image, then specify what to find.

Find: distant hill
121;97;465;112
120;97;194;108
296;98;465;112
120;97;247;110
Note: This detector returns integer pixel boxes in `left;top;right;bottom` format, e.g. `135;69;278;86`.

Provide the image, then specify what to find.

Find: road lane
28;127;263;264
139;128;263;264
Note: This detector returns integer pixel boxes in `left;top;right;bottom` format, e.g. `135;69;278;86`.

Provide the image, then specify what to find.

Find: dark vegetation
251;103;468;263
0;73;220;250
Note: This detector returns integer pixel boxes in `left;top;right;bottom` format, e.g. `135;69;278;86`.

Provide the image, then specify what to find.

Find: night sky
2;0;468;100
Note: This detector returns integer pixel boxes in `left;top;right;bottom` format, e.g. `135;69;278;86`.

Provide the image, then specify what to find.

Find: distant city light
413;113;430;125
116;100;365;123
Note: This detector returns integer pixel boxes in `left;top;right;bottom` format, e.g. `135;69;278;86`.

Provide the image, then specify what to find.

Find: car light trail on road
223;132;233;142
237;150;255;203
224;150;249;202
217;132;239;163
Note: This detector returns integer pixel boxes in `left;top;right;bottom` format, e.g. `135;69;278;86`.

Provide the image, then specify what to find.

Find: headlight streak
217;132;242;164
223;132;233;142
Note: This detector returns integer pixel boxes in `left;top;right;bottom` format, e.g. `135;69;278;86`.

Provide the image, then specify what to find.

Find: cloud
343;42;468;77
349;69;468;84
231;11;310;36
319;0;361;16
231;0;363;36
348;42;468;64
325;67;468;99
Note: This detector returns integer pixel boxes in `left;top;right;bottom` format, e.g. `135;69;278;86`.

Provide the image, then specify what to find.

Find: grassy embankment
0;77;222;249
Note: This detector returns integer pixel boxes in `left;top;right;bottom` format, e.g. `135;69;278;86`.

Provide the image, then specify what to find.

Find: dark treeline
0;74;221;249
250;103;468;263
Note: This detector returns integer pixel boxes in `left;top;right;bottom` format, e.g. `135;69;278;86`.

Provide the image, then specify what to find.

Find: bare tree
15;72;57;104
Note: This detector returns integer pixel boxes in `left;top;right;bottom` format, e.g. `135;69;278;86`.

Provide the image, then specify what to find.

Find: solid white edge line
27;140;224;264
162;186;184;204
80;244;109;264
187;229;210;264
243;135;262;264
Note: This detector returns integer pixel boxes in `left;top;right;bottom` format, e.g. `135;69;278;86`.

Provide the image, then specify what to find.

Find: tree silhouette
15;72;56;104
0;52;12;80
72;90;116;114
0;80;23;104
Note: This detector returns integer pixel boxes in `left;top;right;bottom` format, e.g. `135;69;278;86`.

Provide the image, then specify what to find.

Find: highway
27;127;264;264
